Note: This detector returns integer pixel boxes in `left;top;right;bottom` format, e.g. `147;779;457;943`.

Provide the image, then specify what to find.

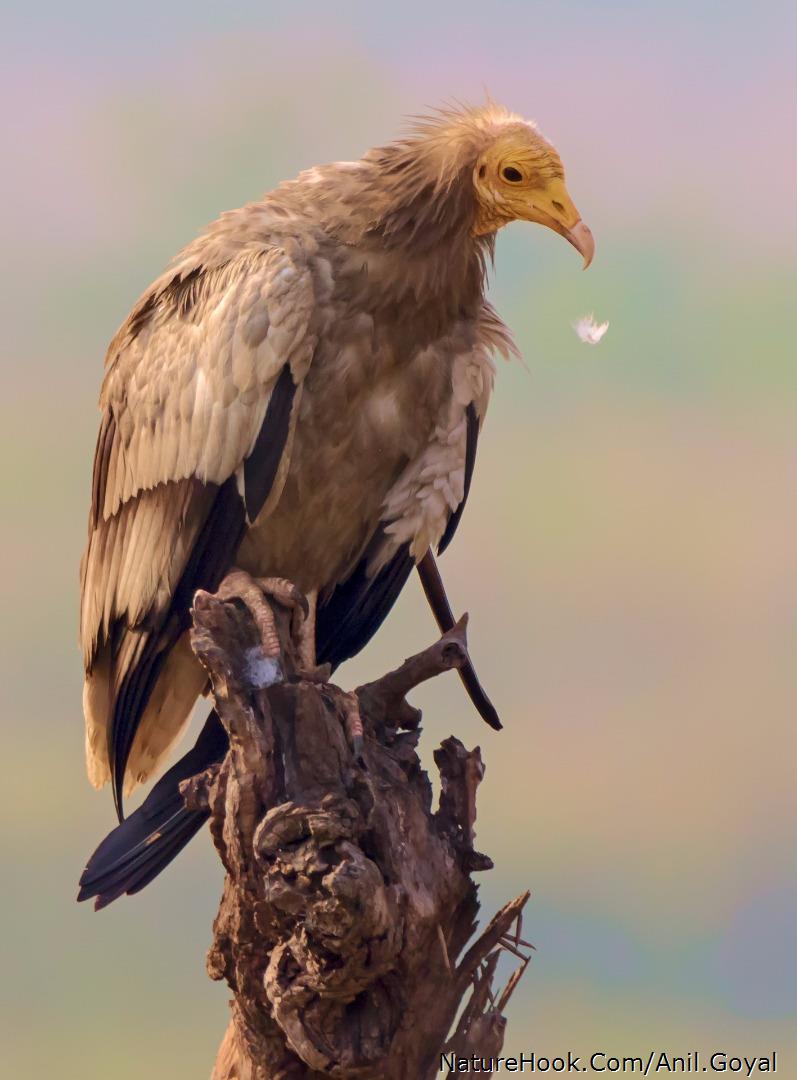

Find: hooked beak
520;178;595;268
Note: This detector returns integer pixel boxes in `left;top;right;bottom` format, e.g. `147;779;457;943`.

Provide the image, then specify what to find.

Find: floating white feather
573;313;609;345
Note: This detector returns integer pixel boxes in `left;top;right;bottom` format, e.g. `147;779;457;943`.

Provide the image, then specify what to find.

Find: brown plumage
79;101;593;831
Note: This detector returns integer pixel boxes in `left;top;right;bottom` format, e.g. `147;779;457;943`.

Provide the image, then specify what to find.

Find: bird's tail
77;711;227;910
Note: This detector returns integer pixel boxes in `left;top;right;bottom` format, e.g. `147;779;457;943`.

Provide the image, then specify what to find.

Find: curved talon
296;662;332;685
294;590;310;621
213;571;309;660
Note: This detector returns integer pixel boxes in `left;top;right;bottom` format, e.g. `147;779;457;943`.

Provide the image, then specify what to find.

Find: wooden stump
185;586;531;1079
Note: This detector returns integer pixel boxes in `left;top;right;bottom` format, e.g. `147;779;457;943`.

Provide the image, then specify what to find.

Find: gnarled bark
185;585;531;1079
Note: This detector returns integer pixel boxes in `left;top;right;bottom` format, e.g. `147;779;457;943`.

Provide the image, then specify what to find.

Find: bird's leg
213;570;309;663
340;690;365;760
295;588;317;668
294;589;332;683
281;585;331;683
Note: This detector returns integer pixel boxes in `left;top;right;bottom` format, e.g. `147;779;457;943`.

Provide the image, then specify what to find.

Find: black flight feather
316;533;415;671
244;364;296;522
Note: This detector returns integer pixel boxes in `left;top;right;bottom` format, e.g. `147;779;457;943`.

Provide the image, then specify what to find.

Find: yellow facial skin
472;127;595;267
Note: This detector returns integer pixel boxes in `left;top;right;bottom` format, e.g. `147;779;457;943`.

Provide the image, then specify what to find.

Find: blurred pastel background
1;1;795;1075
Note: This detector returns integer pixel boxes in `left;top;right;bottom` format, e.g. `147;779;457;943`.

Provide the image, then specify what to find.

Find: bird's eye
502;166;523;183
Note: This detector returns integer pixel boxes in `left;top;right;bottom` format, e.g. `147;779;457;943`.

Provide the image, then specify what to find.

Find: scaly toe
253;577;309;621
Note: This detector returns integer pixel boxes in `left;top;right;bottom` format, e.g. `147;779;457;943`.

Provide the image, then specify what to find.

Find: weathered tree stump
185;584;531;1079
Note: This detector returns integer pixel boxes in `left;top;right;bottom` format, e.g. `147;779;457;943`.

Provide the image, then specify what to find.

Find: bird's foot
211;571;362;759
214;570;309;661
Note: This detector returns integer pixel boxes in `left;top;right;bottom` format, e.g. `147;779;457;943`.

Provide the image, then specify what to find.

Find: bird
78;101;594;908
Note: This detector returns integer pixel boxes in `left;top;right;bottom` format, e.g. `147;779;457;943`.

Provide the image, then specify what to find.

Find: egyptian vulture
78;102;593;907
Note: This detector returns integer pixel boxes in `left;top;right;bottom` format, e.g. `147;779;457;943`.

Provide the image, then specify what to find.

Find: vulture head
361;103;594;271
469;117;594;267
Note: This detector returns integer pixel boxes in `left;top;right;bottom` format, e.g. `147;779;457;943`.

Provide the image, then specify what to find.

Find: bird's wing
80;241;319;813
317;304;514;669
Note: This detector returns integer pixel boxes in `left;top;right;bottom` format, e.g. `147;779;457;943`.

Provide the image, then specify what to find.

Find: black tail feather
317;535;415;671
79;711;227;909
